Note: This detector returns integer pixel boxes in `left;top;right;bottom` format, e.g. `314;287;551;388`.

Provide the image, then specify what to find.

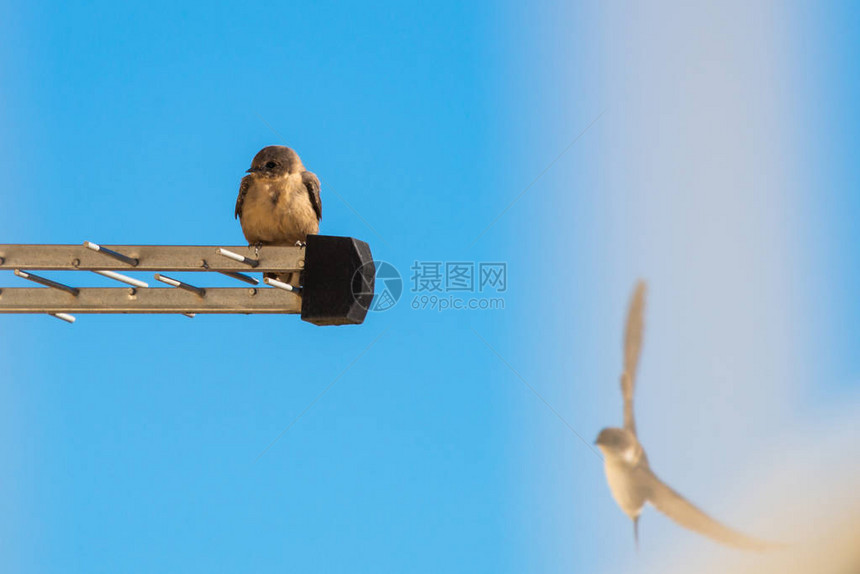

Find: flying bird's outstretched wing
640;467;771;551
621;281;646;435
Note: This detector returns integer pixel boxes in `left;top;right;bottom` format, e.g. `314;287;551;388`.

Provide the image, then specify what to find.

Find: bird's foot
294;240;307;248
253;242;263;256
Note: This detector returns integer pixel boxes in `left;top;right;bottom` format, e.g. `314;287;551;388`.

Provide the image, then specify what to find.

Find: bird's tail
634;516;639;553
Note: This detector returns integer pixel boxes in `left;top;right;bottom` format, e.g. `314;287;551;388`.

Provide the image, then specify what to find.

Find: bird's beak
246;167;259;173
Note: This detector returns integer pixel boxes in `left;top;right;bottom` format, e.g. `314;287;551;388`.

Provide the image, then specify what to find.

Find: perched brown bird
595;281;774;551
235;145;322;284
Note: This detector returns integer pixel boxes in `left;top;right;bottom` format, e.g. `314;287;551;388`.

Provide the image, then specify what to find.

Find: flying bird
235;145;322;283
595;281;772;551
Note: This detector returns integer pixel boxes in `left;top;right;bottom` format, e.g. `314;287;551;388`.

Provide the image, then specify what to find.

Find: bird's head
246;145;302;178
595;427;638;460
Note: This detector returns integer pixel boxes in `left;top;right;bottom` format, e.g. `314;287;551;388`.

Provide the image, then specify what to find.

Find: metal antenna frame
0;242;306;323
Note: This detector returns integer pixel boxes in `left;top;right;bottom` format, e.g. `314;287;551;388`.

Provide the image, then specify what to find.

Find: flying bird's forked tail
633;515;640;552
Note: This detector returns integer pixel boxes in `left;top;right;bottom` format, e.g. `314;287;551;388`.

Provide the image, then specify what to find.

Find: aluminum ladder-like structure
0;235;375;326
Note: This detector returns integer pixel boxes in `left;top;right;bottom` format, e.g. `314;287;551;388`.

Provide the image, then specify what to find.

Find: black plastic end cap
300;235;374;326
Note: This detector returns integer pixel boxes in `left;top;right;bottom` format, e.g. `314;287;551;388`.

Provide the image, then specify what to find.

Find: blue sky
1;2;858;573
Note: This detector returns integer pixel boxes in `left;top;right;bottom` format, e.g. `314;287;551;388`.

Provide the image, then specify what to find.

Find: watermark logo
410;261;506;311
409;261;507;294
353;260;507;313
353;260;403;312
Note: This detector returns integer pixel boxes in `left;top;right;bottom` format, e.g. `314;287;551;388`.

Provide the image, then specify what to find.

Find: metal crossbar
0;287;300;314
0;242;304;321
0;244;303;273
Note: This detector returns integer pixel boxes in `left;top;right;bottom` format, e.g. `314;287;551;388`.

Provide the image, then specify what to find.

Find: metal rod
50;312;76;323
154;274;206;296
219;271;259;285
0;287;301;314
264;276;298;293
0;244;302;273
14;269;80;296
84;241;139;266
217;248;259;268
93;270;149;288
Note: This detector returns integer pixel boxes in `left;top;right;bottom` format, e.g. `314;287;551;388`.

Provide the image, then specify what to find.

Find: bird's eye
265;161;277;169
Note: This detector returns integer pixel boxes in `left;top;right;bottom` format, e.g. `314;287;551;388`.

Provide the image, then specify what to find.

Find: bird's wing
621;281;646;435
235;175;251;220
302;171;322;222
640;466;771;551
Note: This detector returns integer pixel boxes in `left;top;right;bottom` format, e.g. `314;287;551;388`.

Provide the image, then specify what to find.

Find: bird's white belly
604;460;646;518
240;177;318;245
